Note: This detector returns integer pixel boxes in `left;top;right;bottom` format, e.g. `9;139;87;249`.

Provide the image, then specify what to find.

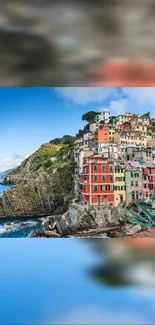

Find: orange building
97;125;110;144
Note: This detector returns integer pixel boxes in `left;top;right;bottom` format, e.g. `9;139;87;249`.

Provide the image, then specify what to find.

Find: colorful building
125;168;143;206
119;122;132;132
75;133;96;150
143;167;151;198
80;156;115;205
97;125;110;144
130;119;148;133
114;165;126;206
148;167;155;192
95;109;110;124
114;131;147;147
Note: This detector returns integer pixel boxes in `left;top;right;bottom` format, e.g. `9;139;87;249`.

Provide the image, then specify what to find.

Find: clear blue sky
0;87;155;171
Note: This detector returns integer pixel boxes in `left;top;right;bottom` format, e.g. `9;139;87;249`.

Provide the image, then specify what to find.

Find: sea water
0;180;43;237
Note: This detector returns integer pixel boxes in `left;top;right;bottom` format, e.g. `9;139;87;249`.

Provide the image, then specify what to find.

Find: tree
149;122;155;133
82;111;98;123
109;116;116;125
76;124;90;139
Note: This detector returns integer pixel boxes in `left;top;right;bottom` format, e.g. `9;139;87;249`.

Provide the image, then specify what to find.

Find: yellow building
115;113;140;126
114;165;126;207
109;127;115;142
114;131;148;147
75;133;96;150
131;119;148;133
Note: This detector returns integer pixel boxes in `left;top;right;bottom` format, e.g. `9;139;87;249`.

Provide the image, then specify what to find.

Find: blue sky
0;87;155;171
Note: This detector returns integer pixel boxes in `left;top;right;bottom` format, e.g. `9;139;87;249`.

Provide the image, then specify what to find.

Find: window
101;185;106;191
136;181;138;187
102;165;106;171
94;165;97;171
110;175;113;181
134;173;139;178
132;192;135;200
104;196;108;203
110;165;113;171
94;185;98;191
94;175;98;181
136;192;139;200
131;181;134;186
102;175;106;181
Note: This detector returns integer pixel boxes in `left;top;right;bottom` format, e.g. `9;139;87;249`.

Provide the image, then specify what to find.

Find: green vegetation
50;135;75;145
109;116;116;125
149;121;155;133
82;111;98;124
76;124;90;139
8;142;74;178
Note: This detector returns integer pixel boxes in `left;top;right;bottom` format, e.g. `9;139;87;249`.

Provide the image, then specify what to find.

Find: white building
95;109;110;124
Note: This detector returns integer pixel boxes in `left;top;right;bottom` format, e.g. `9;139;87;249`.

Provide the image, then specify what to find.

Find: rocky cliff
0;143;75;218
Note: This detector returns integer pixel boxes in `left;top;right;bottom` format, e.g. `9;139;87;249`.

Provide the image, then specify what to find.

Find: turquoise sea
0;180;43;237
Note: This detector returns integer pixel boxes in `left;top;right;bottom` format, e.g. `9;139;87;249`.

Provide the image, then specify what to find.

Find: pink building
143;168;151;198
147;139;155;148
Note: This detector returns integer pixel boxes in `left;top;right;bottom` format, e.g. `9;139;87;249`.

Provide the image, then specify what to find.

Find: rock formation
0;143;74;218
31;204;127;238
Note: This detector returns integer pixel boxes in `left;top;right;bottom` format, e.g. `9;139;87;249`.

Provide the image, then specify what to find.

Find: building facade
97;125;110;144
114;165;126;206
125;168;143;206
80;156;115;205
95;109;110;124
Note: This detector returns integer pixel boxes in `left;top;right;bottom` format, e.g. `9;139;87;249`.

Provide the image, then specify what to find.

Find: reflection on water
0;239;155;324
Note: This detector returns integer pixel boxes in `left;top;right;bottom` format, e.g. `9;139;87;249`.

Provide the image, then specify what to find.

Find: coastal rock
0;166;74;218
69;203;126;229
39;204;127;237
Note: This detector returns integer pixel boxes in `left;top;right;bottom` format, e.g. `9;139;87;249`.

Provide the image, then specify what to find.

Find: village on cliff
71;110;155;237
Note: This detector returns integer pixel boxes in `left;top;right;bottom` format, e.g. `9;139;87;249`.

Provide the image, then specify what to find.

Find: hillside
0;143;75;218
3;143;74;185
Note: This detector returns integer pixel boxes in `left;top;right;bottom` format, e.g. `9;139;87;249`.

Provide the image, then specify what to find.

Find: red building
80;156;115;205
119;122;132;132
143;168;151;198
143;167;155;198
148;167;155;192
